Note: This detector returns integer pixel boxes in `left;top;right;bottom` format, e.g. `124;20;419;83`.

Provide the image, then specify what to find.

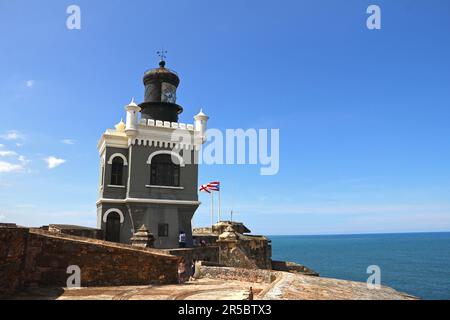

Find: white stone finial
195;108;208;118
128;97;138;107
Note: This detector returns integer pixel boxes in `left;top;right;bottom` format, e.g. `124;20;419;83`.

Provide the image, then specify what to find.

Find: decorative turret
125;98;141;137
139;52;183;122
194;108;209;142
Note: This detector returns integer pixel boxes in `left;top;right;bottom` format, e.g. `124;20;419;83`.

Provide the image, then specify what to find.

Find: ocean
270;232;450;300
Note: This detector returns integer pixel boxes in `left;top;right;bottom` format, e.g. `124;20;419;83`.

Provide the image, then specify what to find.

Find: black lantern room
139;59;183;123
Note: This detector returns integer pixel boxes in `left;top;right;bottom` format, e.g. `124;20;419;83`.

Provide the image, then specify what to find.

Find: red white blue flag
199;184;211;193
207;181;220;191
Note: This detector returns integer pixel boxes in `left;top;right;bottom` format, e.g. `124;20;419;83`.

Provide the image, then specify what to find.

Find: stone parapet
199;265;277;284
0;226;180;298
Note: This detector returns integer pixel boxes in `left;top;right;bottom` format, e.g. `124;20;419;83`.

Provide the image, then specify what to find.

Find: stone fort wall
0;226;180;298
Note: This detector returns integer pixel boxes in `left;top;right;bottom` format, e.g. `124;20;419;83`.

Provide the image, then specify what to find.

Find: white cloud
62;139;76;145
0;161;23;173
0;150;29;173
0;150;18;157
45;156;66;169
1;130;24;141
0;214;5;221
25;80;34;88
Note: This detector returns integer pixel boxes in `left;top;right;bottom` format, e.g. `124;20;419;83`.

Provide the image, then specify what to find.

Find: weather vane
157;48;167;62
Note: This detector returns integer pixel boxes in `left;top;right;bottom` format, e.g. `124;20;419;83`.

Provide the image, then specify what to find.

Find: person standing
178;261;186;284
189;260;196;281
248;287;254;300
179;231;186;248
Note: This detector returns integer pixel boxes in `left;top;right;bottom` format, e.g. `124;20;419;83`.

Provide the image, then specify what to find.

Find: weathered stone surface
199;266;276;284
0;226;29;297
261;272;418;300
11;268;416;300
217;225;272;270
271;260;319;276
12;278;259;300
47;224;104;240
212;221;251;235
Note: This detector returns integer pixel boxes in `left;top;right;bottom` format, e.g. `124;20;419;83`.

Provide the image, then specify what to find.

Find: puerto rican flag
199;184;211;193
207;181;220;191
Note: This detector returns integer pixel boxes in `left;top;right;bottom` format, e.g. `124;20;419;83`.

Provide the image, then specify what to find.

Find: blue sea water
270;232;450;300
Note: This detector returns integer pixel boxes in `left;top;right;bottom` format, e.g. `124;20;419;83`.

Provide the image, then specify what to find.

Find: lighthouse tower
96;56;208;248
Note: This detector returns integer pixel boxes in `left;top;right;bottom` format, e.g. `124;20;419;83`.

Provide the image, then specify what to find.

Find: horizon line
266;230;450;237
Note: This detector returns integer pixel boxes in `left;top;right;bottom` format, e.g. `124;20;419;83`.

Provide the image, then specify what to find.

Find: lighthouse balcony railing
139;118;195;131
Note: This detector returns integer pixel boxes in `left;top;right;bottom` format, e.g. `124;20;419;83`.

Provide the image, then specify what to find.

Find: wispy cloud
45;156;66;169
0;161;23;173
25;80;34;88
1;130;24;141
0;150;28;173
0;150;18;157
62;139;76;145
18;155;30;165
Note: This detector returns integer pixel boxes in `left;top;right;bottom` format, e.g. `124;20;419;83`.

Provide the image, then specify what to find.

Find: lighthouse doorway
105;212;121;243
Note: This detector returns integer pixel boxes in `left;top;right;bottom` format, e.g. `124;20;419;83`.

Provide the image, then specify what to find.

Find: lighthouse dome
143;60;180;88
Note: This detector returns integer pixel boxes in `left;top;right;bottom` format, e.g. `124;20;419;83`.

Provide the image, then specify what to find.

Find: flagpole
218;189;221;222
211;192;214;227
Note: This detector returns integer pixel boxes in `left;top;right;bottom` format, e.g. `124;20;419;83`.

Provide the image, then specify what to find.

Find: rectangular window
158;223;169;237
150;163;180;187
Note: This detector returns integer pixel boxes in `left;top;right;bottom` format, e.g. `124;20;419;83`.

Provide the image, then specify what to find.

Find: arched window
110;157;124;185
150;154;180;187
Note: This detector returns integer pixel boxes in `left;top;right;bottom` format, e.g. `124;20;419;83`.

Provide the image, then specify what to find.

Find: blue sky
0;0;449;235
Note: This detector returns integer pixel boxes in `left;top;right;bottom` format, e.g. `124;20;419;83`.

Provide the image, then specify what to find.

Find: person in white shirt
179;231;186;248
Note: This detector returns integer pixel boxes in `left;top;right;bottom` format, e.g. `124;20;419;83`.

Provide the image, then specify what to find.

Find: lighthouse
96;56;208;248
